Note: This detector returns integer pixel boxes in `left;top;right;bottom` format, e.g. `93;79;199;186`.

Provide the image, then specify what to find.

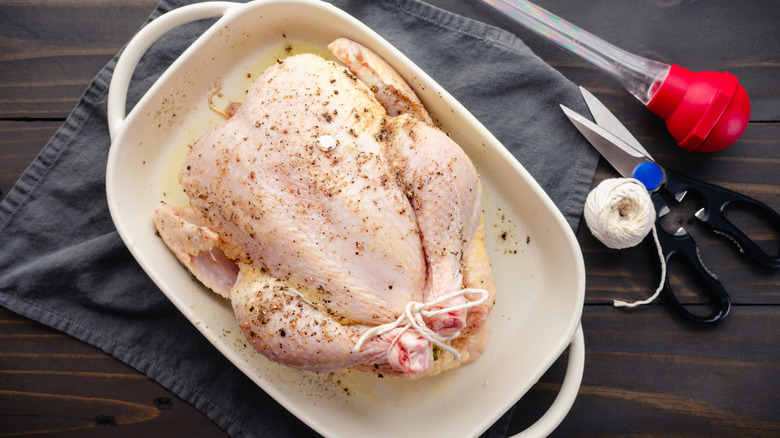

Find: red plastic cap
646;64;750;152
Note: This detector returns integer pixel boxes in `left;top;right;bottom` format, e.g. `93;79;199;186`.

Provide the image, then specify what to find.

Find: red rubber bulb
645;64;750;152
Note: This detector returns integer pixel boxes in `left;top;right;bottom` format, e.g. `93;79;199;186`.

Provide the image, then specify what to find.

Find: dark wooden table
2;1;778;436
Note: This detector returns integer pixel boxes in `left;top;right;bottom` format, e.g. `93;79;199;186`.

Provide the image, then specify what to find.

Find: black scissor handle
664;169;780;269
652;194;732;323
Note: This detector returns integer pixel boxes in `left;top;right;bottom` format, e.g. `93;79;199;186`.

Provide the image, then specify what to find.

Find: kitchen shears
561;87;780;323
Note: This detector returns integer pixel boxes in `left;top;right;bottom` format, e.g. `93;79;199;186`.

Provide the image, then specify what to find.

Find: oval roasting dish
106;1;586;437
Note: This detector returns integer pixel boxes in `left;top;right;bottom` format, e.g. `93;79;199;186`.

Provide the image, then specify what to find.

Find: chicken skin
153;39;494;378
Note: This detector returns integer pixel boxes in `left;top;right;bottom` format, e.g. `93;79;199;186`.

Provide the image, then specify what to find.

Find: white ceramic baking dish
106;1;585;437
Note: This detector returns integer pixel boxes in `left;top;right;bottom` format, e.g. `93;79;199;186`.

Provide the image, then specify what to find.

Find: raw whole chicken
153;38;495;379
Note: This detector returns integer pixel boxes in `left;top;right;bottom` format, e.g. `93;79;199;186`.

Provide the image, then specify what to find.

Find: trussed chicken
153;38;494;379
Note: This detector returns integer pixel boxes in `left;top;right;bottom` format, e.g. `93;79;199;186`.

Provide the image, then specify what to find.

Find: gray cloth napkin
0;0;597;436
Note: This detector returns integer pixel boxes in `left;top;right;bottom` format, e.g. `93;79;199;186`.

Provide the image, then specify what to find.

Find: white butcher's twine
584;178;666;308
353;288;490;361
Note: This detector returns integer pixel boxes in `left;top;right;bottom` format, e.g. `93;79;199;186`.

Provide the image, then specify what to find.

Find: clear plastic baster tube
482;0;670;104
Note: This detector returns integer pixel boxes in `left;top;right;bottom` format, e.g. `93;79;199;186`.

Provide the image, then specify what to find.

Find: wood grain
507;307;780;437
0;0;156;119
0;307;229;437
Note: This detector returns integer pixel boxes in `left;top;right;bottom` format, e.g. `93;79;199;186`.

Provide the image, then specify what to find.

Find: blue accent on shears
632;161;663;191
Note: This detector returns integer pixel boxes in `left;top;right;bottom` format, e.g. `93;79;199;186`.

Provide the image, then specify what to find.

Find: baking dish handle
511;323;585;438
107;1;237;139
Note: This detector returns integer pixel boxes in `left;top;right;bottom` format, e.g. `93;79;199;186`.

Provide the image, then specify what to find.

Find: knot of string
584;178;667;307
353;288;489;361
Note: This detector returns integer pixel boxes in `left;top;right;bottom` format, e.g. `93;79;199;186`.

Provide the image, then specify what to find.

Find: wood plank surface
507;307;780;436
1;0;779;436
0;307;228;437
0;0;156;119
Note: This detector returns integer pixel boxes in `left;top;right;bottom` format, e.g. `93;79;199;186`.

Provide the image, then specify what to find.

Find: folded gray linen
0;0;597;436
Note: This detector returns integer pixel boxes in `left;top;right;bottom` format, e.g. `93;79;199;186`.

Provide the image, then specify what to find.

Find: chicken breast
153;39;494;378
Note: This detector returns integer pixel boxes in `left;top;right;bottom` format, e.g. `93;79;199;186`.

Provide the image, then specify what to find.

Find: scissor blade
560;104;651;179
578;86;652;158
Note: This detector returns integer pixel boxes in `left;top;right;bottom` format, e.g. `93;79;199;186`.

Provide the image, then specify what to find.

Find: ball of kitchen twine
584;178;656;249
584;177;667;308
